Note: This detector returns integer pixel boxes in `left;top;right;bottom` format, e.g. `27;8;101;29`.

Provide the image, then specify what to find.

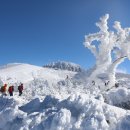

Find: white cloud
116;68;127;74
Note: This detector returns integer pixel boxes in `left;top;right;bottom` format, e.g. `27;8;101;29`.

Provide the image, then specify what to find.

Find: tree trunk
106;56;127;88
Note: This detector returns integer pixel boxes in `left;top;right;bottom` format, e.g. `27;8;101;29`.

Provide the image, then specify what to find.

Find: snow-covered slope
0;63;42;83
0;63;77;84
0;62;130;130
0;63;79;101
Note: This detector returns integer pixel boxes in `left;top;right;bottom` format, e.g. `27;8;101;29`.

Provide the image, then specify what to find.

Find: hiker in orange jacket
1;84;7;96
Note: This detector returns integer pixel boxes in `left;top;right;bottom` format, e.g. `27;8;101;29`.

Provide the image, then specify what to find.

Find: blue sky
0;0;130;73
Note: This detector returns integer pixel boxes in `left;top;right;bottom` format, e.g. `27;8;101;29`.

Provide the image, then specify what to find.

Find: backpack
18;85;23;91
8;86;13;93
1;83;7;93
1;86;6;92
0;86;4;92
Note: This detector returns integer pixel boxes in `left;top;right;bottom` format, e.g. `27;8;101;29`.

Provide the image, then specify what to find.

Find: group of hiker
0;83;23;96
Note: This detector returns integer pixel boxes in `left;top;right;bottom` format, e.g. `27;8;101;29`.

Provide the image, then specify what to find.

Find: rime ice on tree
84;14;130;90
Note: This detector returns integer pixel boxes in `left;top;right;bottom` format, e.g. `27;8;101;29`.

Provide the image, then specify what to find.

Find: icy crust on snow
43;61;83;72
0;95;130;130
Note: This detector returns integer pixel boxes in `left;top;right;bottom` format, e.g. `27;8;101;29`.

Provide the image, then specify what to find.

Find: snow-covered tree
84;14;130;89
44;61;83;72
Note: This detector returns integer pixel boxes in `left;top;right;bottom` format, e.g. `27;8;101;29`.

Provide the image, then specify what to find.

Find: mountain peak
43;61;83;72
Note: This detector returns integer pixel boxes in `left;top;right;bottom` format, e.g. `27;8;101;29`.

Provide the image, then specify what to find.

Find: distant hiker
115;82;119;88
18;83;23;96
92;81;95;85
8;85;14;96
1;84;7;96
66;75;69;80
105;81;109;86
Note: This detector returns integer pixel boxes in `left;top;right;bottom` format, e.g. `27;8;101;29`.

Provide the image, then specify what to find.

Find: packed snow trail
0;97;8;112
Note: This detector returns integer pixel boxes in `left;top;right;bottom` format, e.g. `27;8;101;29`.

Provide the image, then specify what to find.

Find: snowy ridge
0;63;42;83
0;63;22;69
0;63;77;85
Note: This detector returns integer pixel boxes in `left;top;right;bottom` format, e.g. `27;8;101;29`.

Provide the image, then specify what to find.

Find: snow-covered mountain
0;63;77;84
0;62;130;130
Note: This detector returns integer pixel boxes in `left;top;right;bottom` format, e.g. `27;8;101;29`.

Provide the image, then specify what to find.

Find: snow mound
43;61;83;72
1;94;130;130
105;87;130;110
0;97;26;130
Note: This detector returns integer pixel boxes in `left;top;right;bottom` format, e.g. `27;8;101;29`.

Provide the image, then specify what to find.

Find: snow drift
0;94;130;130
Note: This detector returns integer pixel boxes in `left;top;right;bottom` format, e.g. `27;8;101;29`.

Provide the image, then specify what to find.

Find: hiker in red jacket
8;85;14;96
18;83;23;96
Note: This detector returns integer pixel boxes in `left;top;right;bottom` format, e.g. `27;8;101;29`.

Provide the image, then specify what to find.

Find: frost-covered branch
84;14;116;67
96;14;109;33
108;56;127;73
114;21;130;59
84;14;111;58
84;33;101;57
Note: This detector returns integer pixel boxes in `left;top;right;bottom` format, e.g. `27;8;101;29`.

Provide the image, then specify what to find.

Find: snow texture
0;62;130;130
